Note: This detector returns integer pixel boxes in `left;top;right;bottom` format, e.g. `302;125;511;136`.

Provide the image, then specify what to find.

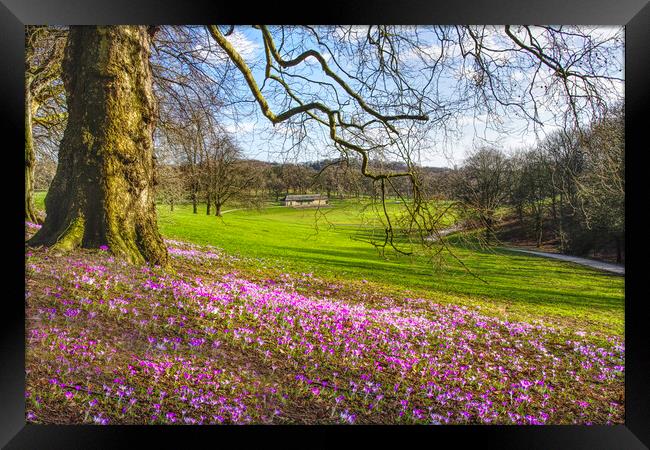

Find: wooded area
25;25;623;262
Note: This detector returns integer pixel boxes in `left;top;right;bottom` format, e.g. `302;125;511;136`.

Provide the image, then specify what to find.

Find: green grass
32;192;624;336
156;200;623;336
33;190;46;210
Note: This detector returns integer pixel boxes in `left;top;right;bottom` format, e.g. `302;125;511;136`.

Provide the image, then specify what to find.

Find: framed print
2;0;648;447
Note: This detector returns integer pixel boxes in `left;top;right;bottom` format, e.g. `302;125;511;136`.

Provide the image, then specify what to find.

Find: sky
204;25;624;168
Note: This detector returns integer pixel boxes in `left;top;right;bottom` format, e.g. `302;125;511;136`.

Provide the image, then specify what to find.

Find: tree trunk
28;26;168;266
215;202;222;217
551;190;557;224
25;83;39;224
484;213;493;244
206;191;212;215
558;192;566;252
192;186;198;214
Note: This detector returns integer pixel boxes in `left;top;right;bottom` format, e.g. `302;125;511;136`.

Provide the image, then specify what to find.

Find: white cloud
457;113;490;127
223;120;257;135
332;25;367;43
192;27;260;65
400;42;443;63
227;29;260;60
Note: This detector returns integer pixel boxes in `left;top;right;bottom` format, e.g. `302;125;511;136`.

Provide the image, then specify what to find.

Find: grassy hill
33;192;624;336
154;200;624;337
26;193;625;425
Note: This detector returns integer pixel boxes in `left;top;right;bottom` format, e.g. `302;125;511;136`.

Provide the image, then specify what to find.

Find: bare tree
538;129;584;251
200;129;262;217
25;26;67;222
509;148;553;247
503;106;623;259
265;165;287;202
206;24;623;256
452;147;512;243
155;164;186;211
574;105;625;261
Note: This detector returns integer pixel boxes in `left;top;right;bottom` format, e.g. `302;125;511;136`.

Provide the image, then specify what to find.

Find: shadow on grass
271;245;623;314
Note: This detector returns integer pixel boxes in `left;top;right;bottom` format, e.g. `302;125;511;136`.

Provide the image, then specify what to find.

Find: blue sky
211;25;624;168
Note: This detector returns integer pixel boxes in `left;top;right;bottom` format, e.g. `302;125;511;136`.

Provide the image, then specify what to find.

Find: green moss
51;215;85;252
81;128;95;149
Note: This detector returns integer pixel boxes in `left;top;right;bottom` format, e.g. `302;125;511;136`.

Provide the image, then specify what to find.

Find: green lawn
156;200;623;336
32;192;624;336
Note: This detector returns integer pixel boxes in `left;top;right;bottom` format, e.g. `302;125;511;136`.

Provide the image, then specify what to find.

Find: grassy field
155;200;624;336
26;193;625;425
33;192;625;336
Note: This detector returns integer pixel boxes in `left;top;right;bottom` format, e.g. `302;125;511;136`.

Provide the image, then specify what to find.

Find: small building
283;194;328;208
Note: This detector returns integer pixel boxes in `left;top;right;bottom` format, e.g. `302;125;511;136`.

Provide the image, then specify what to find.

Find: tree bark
558;192;566;252
215;201;222;217
25;83;39;224
191;186;198;214
551;190;557;224
28;26;168;266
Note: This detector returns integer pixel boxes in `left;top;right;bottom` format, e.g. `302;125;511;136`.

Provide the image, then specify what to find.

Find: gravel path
503;247;625;275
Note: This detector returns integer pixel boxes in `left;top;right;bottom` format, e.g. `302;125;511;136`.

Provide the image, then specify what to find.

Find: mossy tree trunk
28;26;168;266
25;84;39;224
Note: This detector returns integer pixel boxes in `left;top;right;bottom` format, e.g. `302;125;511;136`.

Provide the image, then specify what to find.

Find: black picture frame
2;0;648;448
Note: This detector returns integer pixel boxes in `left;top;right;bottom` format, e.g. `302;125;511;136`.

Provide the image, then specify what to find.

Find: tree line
151;101;625;264
446;105;624;262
